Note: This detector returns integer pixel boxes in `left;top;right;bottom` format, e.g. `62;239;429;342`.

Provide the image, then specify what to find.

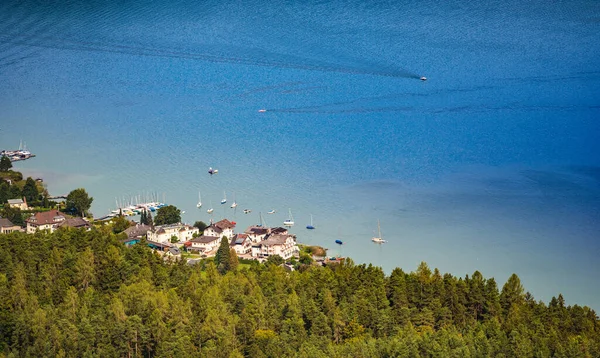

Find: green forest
0;228;598;357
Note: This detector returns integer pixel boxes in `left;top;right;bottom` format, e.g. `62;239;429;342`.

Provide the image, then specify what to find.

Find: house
188;235;221;254
204;219;236;240
0;218;21;234
230;233;252;255
244;226;270;243
7;198;28;210
58;217;91;230
147;223;198;244
251;234;298;260
270;227;289;235
122;224;151;246
164;246;182;260
25;209;67;233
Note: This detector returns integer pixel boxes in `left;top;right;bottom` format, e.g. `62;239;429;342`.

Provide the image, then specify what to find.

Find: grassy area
299;244;327;257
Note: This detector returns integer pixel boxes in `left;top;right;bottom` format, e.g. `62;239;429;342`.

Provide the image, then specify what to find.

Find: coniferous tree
215;237;231;274
0;155;11;171
0;181;9;204
229;248;239;272
22;177;39;205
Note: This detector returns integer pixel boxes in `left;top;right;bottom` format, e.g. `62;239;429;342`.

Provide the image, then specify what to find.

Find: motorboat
258;109;267;112
420;76;427;81
335;239;343;245
267;209;276;214
243;209;252;214
208;167;218;175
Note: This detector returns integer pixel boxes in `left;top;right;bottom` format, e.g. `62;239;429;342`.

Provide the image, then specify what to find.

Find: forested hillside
0;228;598;357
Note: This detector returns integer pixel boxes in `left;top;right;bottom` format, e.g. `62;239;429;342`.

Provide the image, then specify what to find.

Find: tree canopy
154;205;181;226
65;188;93;217
22;177;39;204
0;155;12;171
0;229;598;357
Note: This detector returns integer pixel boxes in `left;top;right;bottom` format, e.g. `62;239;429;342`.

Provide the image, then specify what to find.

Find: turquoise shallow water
1;0;599;309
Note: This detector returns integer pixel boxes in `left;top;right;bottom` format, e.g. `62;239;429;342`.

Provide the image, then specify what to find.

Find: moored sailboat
196;191;202;208
284;208;295;226
306;214;315;230
371;220;386;243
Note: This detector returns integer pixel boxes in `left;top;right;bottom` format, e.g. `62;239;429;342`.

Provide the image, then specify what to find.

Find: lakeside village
0;155;331;267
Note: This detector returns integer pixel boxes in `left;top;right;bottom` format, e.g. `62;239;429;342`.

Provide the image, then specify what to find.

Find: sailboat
196;191;202;208
257;212;267;227
221;191;227;204
283;208;295;226
306;214;315;230
207;200;214;214
371;220;386;243
230;192;237;208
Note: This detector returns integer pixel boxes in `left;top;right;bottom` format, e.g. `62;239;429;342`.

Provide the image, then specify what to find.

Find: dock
1;149;36;162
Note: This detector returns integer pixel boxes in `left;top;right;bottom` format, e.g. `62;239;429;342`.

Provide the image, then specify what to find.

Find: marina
1;141;36;162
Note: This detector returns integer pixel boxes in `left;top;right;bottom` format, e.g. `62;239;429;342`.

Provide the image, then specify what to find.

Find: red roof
26;210;66;225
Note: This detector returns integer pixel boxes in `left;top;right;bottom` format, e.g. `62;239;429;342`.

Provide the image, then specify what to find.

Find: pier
1;141;36;162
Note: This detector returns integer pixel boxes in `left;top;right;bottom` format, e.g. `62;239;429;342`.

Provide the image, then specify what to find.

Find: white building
204;219;236;239
244;226;270;244
251;234;298;260
147;223;199;244
230;233;252;255
26;209;67;233
188;235;221;255
7;198;28;210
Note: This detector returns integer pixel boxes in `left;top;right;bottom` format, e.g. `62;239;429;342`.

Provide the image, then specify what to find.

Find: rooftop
190;235;220;244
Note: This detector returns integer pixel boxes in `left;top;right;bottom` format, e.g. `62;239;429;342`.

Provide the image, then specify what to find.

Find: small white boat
371;220;386;244
207;200;214;214
284;208;295;226
221;191;227;204
230;192;237;208
420;76;427;81
258;109;267;113
208;167;218;175
196;191;202;208
267;209;276;214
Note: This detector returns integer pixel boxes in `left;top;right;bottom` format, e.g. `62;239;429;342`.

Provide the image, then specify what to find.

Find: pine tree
229;249;239;272
0;155;12;171
22;177;39;205
215;237;231;274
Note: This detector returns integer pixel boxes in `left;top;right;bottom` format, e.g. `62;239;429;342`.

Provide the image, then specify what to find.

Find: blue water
1;0;599;309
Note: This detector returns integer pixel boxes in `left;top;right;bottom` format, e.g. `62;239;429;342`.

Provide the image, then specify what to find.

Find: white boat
267;209;276;214
196;191;202;208
221;191;227;204
208;167;218;175
420;76;427;81
284;208;295;226
230;192;237;208
258;109;267;113
207;200;214;214
371;220;386;243
306;214;315;230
